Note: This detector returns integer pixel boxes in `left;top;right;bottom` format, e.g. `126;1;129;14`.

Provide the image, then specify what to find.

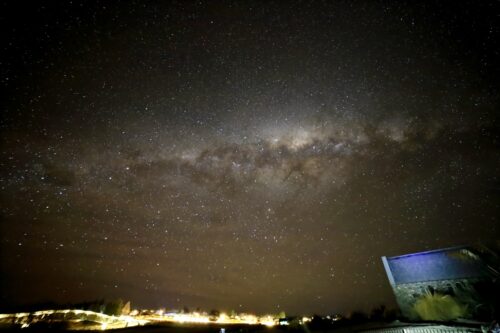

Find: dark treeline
278;305;401;332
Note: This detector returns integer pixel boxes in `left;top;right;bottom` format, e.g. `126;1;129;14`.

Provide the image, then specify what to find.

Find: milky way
1;1;499;314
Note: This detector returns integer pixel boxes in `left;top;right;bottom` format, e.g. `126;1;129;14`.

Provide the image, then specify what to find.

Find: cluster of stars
1;0;499;315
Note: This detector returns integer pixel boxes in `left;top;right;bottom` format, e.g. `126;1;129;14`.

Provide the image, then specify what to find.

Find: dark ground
0;322;331;333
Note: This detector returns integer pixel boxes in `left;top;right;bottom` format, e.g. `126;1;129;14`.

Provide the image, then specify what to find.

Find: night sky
1;1;499;315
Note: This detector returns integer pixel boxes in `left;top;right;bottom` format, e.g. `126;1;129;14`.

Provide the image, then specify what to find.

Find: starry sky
1;1;499;315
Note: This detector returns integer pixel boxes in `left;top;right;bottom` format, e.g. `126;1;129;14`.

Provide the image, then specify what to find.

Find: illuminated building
382;246;499;321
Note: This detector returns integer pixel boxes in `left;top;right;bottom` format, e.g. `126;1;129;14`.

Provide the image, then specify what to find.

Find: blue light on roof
385;247;488;284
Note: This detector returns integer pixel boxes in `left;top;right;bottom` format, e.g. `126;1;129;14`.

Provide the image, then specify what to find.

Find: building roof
382;246;490;285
